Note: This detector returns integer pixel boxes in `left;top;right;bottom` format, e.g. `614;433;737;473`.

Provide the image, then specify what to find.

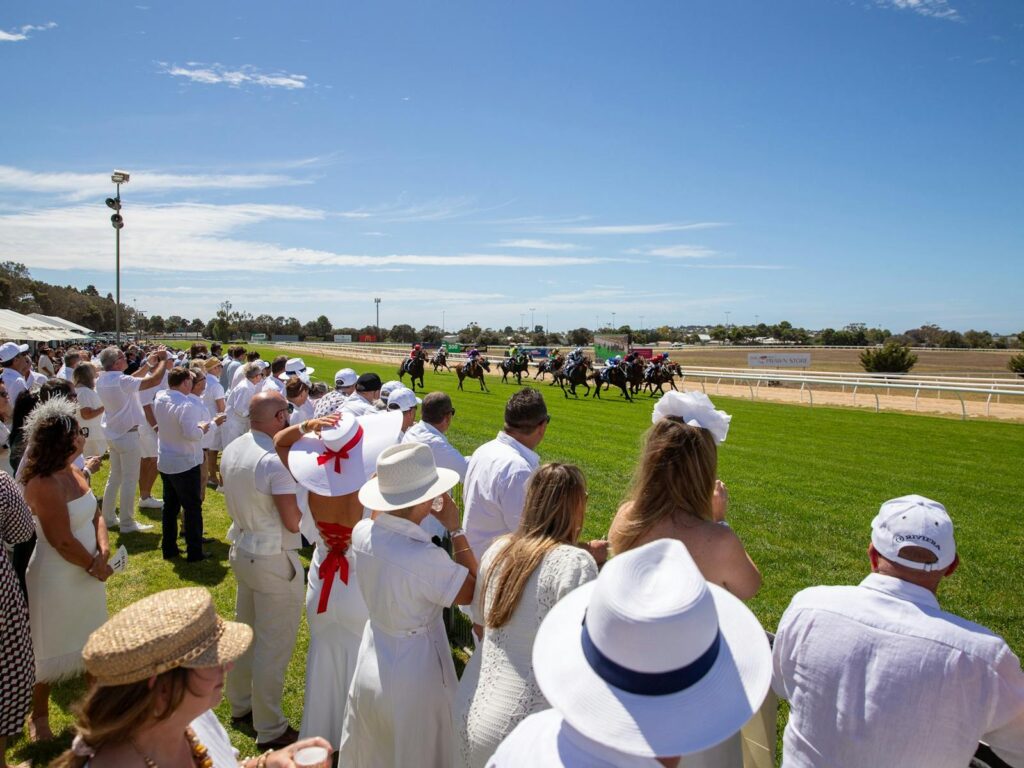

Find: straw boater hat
83;588;252;686
203;357;223;372
532;539;772;758
288;410;404;497
358;442;459;512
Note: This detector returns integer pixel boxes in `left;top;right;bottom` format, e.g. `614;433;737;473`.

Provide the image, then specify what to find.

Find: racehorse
593;363;633;402
643;362;681;397
625;360;645;394
553;357;593;399
500;353;531;385
456;357;491;392
398;349;426;390
431;349;451;373
533;355;564;382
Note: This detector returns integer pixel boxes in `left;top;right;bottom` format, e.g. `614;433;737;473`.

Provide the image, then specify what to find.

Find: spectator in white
772;495;1024;768
489;539;772;768
402;392;468;481
35;347;55;377
221;391;304;751
232;352;263;388
95;345;167;532
285;376;314;426
463;388;548;562
221;362;265;449
153;367;219;563
377;380;403;410
201;357;227;490
341;373;382;417
311;368;357;418
282;357;314;386
386;387;420;434
0;342;32;411
57;350;80;382
221;346;246;390
0;379;12;477
263;356;288;396
187;365;218;503
136;364;168;512
72;363;107;459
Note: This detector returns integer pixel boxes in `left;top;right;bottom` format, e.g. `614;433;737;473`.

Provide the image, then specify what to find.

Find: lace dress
455;540;598;768
0;472;34;736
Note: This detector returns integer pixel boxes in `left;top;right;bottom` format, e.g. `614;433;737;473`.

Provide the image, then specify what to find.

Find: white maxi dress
338;513;468;768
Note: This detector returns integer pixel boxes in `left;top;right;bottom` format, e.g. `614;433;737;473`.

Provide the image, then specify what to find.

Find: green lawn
13;346;1024;764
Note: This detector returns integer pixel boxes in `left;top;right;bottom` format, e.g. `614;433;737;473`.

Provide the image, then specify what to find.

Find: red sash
315;522;354;614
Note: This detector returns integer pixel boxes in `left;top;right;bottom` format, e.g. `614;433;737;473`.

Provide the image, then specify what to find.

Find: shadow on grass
10;675;89;765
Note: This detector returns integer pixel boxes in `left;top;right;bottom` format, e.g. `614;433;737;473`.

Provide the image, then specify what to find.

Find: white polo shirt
773;572;1024;768
462;431;539;560
95;370;144;439
341;393;378;417
401;421;468;482
152;389;206;474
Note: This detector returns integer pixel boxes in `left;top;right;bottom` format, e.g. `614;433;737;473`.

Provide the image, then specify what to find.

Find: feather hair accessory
651;391;732;445
22;395;77;445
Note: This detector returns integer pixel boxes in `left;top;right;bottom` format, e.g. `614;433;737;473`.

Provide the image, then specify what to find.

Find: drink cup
294;746;330;768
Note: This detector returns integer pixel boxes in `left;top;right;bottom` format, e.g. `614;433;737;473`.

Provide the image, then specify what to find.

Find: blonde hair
612;417;718;554
484;463;586;628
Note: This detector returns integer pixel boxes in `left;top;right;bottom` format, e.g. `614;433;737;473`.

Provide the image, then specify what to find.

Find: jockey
410;343;422;359
509;343;520;359
565;346;585;378
467;346;480;361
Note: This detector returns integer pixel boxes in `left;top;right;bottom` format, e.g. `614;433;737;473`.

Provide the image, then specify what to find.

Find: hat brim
358;466;460;512
280;367;314;381
183;617;252;670
533;581;772;758
288;411;403;497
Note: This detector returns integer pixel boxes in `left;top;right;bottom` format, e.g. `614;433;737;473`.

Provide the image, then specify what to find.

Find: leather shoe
256;726;299;751
162;550;181;561
231;710;253;728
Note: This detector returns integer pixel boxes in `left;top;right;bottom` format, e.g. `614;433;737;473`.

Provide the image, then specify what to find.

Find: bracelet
454;547;472;555
717;520;731;528
448;527;466;539
299;420;311;435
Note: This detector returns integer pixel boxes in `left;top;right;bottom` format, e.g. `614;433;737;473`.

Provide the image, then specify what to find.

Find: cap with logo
871;494;956;572
335;368;358;387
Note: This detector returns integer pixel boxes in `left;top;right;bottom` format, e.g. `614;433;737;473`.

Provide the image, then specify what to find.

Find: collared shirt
772;572;1024;768
152;389;205;474
226;377;260;418
463;431;539;559
95;370;144;438
263;375;285;395
1;368;29;410
488;710;661;768
221;358;240;390
341;393;378;417
57;365;75;382
401;421;469;482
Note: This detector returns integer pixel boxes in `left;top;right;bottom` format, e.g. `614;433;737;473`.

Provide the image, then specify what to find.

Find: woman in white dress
52;586;331;768
221;363;264;449
21;397;111;742
339;443;478;768
200;357;228;488
72;363;107;458
454;463;598;768
273;409;403;751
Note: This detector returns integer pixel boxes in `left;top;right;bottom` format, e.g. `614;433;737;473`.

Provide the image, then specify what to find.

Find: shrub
860;342;918;374
1009;353;1024;379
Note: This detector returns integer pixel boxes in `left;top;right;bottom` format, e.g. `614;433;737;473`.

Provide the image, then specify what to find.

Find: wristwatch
299;420;311;435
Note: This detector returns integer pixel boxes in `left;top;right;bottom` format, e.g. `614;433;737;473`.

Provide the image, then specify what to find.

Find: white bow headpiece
651;391;731;444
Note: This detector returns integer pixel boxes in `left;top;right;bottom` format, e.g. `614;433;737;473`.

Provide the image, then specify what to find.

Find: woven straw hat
83;588;252;686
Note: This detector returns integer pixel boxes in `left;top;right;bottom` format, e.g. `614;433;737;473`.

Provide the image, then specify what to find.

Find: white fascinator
651;391;731;445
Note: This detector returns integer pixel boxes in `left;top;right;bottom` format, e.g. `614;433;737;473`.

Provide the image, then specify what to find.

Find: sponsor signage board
333;334;353;343
747;352;811;368
633;347;654;359
250;333;267;341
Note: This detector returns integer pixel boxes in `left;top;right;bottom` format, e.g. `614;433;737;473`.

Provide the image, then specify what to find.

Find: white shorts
138;422;158;458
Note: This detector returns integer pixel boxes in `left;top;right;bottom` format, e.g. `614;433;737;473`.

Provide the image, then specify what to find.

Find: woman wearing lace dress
454;463;598;768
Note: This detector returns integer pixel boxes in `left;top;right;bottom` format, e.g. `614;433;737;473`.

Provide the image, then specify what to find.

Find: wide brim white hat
280;358;314;381
288;411;403;497
358;442;460;512
532;540;772;758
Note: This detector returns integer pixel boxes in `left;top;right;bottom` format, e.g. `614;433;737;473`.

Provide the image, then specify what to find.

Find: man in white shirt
0;342;31;412
402;392;468;480
153;367;215;562
341;372;382;417
96;346;169;532
57;349;80;382
773;495;1024;768
222;390;303;751
463;388;547;561
136;367;168;510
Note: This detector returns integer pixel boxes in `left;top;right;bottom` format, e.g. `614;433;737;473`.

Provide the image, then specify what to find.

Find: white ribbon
651;391;731;444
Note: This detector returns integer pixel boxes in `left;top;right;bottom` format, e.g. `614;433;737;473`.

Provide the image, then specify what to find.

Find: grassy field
13;346;1024;764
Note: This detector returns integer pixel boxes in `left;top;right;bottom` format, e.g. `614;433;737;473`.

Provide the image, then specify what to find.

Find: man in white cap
0;342;32;409
772;495;1024;768
488;538;772;767
336;368;358;396
311;368;357;418
385;387;420;434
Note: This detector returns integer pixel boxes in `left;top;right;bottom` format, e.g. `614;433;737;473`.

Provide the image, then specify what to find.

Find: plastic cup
294;746;330;768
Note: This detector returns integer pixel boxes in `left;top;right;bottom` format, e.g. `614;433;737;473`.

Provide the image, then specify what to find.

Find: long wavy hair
19;396;80;484
51;668;192;768
611;416;718;554
484;463;587;629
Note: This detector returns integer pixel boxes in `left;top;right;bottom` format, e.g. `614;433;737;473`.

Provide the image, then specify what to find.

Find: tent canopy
0;310;84;342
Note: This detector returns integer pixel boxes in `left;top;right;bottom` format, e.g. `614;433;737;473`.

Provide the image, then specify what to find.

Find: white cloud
158;62;308;90
489;239;581;251
679;264;787;270
0;165;309;202
647;245;717;259
540;222;727;235
874;0;960;21
0;21;57;42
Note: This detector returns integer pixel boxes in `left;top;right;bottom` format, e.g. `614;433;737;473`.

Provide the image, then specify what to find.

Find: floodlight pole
374;297;381;341
115;181;122;345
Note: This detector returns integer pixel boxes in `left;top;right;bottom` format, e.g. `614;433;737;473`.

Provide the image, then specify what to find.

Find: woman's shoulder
540;544;598;580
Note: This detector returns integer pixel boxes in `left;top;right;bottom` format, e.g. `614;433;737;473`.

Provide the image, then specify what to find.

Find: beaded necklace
130;727;213;768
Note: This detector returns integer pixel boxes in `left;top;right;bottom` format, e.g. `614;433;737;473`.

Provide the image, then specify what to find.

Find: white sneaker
105;518;120;529
138;497;164;509
119;521;154;533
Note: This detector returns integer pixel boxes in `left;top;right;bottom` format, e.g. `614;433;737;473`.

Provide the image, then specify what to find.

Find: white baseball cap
871;494;956;571
0;342;29;364
387;387;422;413
335;368;358;387
380;380;404;400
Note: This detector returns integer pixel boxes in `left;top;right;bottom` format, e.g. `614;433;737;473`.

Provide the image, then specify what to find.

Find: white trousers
226;547;305;743
102;430;141;527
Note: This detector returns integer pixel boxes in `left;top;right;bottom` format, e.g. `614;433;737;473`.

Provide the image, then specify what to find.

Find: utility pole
374;297;381;341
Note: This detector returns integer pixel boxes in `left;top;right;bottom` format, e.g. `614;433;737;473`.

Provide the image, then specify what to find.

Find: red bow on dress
316;522;353;614
316;424;364;473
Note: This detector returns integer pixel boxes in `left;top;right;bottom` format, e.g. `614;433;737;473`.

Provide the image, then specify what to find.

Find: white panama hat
288;410;403;497
280;357;314;381
358;443;459;512
533;539;772;758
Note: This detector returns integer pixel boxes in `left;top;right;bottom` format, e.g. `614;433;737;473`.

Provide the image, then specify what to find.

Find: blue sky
1;0;1021;333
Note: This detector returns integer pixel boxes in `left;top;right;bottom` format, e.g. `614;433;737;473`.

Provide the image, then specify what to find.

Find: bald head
249;391;289;436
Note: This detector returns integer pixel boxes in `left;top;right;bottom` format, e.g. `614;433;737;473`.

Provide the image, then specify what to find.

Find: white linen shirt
341;393;379;417
772;572;1024;768
152;389;205;474
401;421;469;482
95;370;144;438
1;368;29;410
226;377;260;418
463;431;539;560
288;398;314;426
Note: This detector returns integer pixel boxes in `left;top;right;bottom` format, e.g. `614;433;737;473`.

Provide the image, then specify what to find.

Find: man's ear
868;543;880;572
944;553;960;577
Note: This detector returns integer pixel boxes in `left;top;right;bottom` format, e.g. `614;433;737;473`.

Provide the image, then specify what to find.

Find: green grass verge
12;346;1024;764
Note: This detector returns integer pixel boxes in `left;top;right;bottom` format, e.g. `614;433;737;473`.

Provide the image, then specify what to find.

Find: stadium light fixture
109;170;130;344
